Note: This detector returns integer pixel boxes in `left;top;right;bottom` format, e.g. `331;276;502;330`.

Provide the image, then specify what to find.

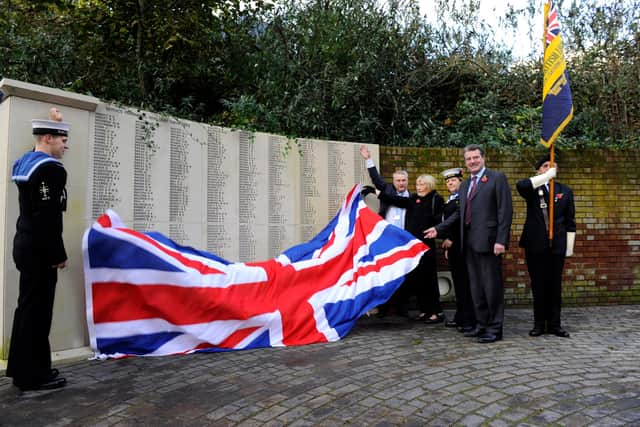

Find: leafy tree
1;0;271;120
562;0;640;146
1;0;638;148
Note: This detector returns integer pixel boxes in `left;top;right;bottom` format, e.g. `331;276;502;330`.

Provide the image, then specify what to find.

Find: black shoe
18;377;67;392
477;333;502;343
413;312;428;321
48;368;60;380
424;313;445;324
445;320;458;328
549;327;570;338
529;327;544;337
463;327;484;338
458;325;475;333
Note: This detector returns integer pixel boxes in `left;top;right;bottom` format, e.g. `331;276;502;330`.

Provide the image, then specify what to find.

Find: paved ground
1;305;639;426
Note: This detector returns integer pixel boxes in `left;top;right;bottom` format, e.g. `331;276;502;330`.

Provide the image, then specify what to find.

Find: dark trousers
526;249;565;330
448;249;476;327
465;245;504;335
404;250;441;315
6;263;57;388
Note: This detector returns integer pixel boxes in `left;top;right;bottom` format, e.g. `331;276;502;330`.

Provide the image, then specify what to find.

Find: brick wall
379;147;640;306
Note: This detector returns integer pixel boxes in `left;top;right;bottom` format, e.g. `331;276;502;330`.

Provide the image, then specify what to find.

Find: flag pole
543;1;555;243
549;144;555;243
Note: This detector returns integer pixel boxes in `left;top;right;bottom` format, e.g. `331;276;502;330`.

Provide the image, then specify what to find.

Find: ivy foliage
1;0;638;148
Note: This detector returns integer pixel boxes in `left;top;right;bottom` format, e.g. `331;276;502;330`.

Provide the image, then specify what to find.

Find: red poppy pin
555;193;564;200
481;176;488;183
416;199;421;204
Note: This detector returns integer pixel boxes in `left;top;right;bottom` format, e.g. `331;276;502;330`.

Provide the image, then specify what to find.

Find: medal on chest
538;188;547;209
39;181;51;201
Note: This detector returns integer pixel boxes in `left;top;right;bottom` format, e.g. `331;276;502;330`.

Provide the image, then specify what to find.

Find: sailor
440;168;476;333
6;108;70;391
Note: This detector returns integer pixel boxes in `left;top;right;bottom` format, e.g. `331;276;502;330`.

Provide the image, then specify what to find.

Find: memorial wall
87;105;377;260
0;79;378;364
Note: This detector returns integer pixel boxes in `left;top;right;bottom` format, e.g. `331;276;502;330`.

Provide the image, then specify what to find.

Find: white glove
530;167;557;189
565;231;575;257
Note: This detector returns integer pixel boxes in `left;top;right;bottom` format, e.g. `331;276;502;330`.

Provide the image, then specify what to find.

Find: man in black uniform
517;154;575;337
6;109;70;391
440;168;476;333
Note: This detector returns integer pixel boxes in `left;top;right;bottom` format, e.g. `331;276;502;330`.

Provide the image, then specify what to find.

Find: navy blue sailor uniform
441;192;476;329
6;151;68;390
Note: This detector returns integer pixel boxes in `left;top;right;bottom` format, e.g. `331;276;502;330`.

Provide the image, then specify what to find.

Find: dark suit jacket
367;165;405;221
517;179;576;255
437;168;513;253
441;194;462;255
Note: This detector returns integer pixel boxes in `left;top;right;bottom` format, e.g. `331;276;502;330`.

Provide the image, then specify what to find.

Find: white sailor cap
32;119;71;136
441;167;464;180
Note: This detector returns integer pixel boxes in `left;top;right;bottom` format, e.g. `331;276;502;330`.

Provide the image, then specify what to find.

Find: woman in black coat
378;174;445;323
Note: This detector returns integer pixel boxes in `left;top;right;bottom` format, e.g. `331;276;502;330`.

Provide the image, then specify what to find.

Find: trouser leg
450;251;475;327
420;251;441;316
466;246;503;334
546;254;565;330
526;250;548;329
7;265;57;388
465;246;487;330
476;251;504;335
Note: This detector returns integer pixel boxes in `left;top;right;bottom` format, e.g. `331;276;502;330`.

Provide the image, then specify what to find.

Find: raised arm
360;145;388;190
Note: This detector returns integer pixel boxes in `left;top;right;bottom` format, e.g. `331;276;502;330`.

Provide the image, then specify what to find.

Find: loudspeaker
438;271;456;302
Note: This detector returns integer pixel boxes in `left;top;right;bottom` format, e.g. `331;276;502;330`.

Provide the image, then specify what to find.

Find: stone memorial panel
206;127;240;260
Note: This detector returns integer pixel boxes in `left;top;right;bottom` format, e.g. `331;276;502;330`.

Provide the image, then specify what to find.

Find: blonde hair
416;174;436;192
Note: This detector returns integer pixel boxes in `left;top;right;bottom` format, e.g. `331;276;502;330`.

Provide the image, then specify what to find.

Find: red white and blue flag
83;185;428;358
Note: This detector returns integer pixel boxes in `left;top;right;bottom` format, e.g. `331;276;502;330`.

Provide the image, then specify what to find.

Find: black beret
535;154;551;170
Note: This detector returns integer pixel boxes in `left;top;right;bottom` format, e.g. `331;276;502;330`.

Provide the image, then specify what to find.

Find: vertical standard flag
541;1;573;147
83;185;428;358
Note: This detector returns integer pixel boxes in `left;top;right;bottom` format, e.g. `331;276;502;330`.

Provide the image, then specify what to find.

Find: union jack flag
83;185;428;358
545;5;561;43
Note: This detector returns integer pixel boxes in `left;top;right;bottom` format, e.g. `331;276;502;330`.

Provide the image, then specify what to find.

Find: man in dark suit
426;144;512;343
517;154;575;338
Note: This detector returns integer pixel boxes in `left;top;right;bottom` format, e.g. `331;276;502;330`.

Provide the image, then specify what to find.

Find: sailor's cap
441;167;464;180
32;119;70;136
